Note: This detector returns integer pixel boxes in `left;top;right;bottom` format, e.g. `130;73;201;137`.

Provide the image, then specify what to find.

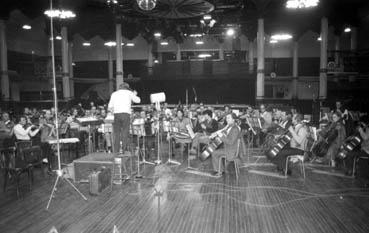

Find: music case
89;166;111;195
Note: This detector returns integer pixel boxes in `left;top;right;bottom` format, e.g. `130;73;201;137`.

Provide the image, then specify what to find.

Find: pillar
256;19;265;101
0;20;10;101
351;27;357;51
61;26;71;99
292;41;299;99
219;43;224;60
69;43;74;98
248;40;254;73
176;43;181;61
334;35;340;66
108;47;114;94
319;17;328;100
116;23;123;89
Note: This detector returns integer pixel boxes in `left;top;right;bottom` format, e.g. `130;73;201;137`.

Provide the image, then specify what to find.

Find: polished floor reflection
1;149;369;233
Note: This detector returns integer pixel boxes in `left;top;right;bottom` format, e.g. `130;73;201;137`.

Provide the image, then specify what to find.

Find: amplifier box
74;152;114;183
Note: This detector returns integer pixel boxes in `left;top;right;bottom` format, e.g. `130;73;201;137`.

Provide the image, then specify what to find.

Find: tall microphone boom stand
46;0;87;210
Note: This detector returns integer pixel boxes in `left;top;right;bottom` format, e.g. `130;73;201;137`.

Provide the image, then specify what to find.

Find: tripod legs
46;172;88;210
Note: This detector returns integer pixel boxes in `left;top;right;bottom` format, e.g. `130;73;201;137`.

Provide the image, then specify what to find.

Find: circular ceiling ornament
137;0;157;11
134;0;214;19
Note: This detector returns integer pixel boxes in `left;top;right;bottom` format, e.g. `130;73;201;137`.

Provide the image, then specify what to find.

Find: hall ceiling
1;0;369;42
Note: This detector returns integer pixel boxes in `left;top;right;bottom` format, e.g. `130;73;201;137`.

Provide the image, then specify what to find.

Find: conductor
108;82;141;154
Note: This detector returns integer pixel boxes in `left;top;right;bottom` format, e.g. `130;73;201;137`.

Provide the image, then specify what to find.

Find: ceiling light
154;59;159;63
22;25;31;30
104;41;116;47
137;0;157;11
189;33;202;38
198;54;211;58
270;40;278;44
317;36;322;41
82;42;91;46
271;34;293;40
344;27;351;33
55;36;62;40
209;19;216;27
195;41;204;45
44;9;76;19
126;43;135;47
203;15;212;20
226;28;235;37
160;41;168;46
286;0;319;9
154;32;161;38
106;0;118;4
121;43;125;45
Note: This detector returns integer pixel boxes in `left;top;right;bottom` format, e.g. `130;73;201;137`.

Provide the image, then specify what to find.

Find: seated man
0;112;14;147
13;116;41;141
211;113;240;177
268;113;308;175
190;109;218;154
344;117;369;176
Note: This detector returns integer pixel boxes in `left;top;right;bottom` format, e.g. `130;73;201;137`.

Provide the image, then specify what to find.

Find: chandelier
137;0;157;11
286;0;319;9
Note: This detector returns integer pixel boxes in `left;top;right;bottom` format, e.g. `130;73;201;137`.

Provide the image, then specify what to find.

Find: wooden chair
285;154;306;179
3;141;43;198
218;138;242;180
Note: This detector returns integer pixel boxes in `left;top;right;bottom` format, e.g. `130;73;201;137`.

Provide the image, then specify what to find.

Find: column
256;19;265;101
319;17;328;100
69;43;74;98
351;27;357;51
116;23;123;89
176;43;181;61
292;41;299;99
147;43;154;75
61;26;71;99
219;43;224;60
108;47;114;94
334;35;340;66
248;40;254;73
0;20;10;101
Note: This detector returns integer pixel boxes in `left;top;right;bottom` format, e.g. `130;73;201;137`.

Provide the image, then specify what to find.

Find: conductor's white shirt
108;89;141;114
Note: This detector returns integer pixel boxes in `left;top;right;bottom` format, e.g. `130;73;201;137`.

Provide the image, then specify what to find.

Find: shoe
215;172;223;177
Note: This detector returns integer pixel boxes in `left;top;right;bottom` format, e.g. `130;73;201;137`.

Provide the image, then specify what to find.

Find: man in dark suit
211;113;241;177
189;109;218;154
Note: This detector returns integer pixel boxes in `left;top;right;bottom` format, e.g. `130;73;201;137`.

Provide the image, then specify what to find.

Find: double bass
265;130;292;159
199;125;230;161
311;121;340;157
337;123;366;159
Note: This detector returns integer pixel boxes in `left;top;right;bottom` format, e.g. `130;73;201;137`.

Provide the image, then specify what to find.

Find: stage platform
1;146;369;233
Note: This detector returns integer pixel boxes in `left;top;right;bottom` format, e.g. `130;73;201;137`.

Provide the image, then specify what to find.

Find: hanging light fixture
137;0;157;11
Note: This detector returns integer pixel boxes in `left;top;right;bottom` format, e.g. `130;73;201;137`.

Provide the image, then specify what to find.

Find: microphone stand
46;0;87;210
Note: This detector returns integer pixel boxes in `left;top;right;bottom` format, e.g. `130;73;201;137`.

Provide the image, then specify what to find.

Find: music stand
46;0;87;210
150;93;166;165
131;120;154;179
166;124;181;166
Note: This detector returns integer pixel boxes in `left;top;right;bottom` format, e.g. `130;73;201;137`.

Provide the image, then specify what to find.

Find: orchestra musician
325;111;346;167
211;113;240;177
189;110;218;155
171;109;192;134
269;113;308;175
39;110;56;171
343;117;369;176
108;82;141;154
13;116;41;141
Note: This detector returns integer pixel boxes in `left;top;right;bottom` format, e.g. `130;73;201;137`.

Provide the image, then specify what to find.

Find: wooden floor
1;144;369;233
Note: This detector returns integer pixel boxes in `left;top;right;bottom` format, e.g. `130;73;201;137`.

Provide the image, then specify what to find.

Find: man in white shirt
268;113;308;175
13;116;41;141
108;82;141;153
